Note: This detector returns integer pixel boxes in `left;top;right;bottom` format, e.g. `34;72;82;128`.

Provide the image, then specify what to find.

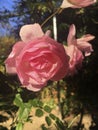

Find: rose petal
24;84;41;92
5;41;25;74
76;34;95;56
60;0;96;8
64;45;84;75
60;0;74;8
19;23;44;42
78;34;95;42
45;30;51;37
73;0;97;7
67;24;76;46
77;40;93;56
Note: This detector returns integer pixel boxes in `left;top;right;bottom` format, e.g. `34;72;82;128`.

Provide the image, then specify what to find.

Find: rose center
30;56;51;70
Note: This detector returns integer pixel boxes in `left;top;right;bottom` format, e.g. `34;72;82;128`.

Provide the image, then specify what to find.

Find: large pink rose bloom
5;23;69;91
64;24;95;75
61;0;96;8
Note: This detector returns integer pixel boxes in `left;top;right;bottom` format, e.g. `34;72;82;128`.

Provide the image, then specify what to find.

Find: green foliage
14;93;32;129
49;113;56;120
13;88;68;130
43;105;52;113
14;94;23;107
16;123;23;130
29;98;43;107
35;109;44;117
41;124;48;130
45;116;52;126
55;119;65;130
49;113;66;129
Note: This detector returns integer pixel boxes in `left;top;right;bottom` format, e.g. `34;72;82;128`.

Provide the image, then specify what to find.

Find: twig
68;114;80;128
41;8;62;27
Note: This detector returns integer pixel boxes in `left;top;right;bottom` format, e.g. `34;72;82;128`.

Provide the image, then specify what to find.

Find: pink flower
64;24;95;75
5;23;69;91
61;0;96;8
67;24;95;56
64;45;84;75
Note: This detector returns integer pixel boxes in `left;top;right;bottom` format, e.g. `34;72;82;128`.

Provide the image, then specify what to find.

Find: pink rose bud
63;24;95;75
67;24;95;56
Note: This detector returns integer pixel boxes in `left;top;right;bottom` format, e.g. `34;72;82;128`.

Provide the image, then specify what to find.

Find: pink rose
64;45;84;75
67;24;95;56
5;23;69;91
64;24;95;75
61;0;96;8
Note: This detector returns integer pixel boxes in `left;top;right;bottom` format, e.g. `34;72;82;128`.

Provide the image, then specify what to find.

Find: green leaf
41;124;48;130
29;99;38;107
29;99;43;107
56;119;65;129
18;106;30;122
44;105;52;113
49;113;56;120
38;101;43;107
35;108;44;117
14;94;23;107
16;122;23;130
45;116;52;126
24;102;32;108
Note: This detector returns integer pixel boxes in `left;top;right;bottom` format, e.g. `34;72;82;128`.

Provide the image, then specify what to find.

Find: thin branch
41;8;62;27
